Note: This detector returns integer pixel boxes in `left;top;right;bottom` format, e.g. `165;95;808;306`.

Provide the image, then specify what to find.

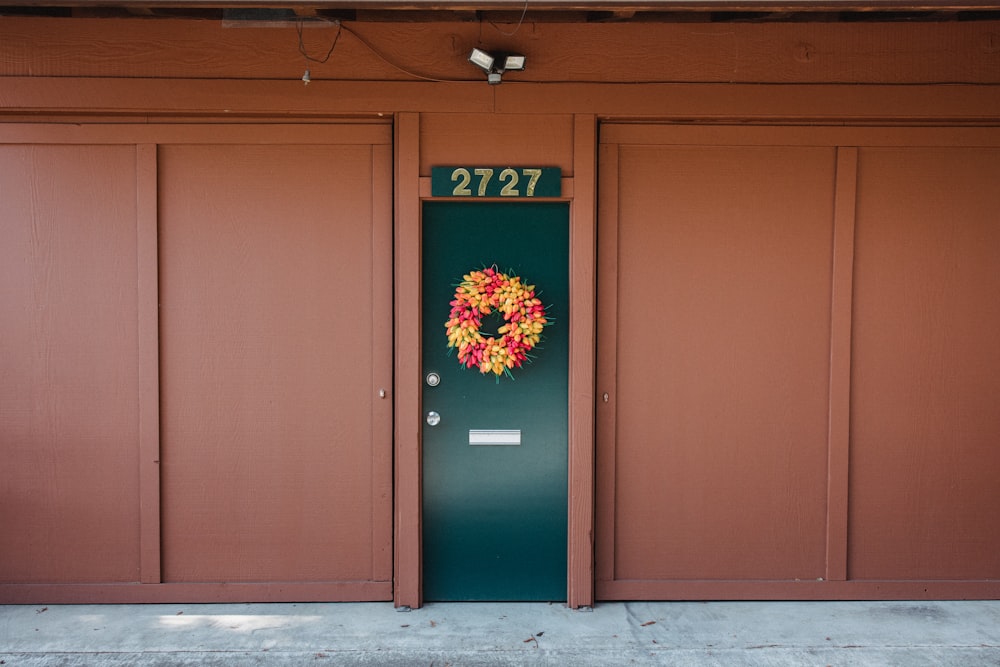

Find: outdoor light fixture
468;47;526;85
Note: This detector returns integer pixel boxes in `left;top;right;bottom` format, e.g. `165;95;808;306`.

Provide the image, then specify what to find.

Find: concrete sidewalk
2;600;999;666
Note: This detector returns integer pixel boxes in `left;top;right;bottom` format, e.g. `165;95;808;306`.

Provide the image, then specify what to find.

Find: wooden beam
597;579;1000;601
3;78;998;122
393;111;423;609
0;582;392;604
3;18;999;85
567;114;598;609
7;0;1000;11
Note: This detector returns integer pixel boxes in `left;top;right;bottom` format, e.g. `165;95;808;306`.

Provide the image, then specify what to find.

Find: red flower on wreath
445;266;549;378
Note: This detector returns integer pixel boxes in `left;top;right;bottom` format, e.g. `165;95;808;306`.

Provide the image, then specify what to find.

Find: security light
467;48;526;85
468;48;495;72
502;55;526;71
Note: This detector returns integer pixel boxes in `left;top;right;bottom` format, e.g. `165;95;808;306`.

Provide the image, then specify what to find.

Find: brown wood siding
1;125;394;602
603;143;835;581
419;114;576;173
2;14;999;606
597;125;1000;600
849;147;1000;581
158;143;391;584
0;145;141;583
2;19;997;85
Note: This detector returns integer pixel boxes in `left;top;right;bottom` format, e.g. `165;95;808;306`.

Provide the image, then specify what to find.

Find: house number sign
431;166;561;198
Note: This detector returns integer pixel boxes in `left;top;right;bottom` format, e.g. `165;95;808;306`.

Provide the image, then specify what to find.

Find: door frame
393;113;598;609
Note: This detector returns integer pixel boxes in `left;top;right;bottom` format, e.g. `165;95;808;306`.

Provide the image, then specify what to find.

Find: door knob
426;411;441;426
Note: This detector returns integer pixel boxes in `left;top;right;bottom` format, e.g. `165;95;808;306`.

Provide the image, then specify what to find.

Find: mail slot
469;429;521;446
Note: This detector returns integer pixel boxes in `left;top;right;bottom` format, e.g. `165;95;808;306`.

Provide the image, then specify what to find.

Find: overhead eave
4;0;1000;10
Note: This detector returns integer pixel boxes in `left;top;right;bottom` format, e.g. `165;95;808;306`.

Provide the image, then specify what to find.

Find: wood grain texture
0;145;141;583
419;113;576;173
0;581;391;604
3;77;998;122
370;143;395;584
0;124;391;144
594;141;620;589
157;139;392;587
848;146;1000;580
606;139;836;582
1;18;997;84
393;111;423;608
598;579;1000;601
2;8;999;602
595;127;1000;600
567;114;597;609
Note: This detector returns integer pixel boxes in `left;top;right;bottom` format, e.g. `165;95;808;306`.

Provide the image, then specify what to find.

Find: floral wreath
445;266;549;378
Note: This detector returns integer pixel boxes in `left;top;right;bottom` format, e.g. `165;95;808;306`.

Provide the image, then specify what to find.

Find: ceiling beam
5;0;1000;11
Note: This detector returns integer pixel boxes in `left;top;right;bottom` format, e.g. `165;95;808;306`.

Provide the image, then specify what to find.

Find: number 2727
450;168;544;197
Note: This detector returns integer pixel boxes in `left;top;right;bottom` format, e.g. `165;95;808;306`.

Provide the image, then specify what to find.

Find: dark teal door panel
422;201;569;601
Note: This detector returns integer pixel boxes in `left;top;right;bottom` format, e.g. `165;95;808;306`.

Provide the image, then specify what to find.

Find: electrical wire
490;0;530;38
297;19;342;64
295;17;464;83
340;24;455;82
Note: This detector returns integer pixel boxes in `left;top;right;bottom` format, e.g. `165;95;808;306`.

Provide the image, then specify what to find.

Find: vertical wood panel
849;146;1000;580
609;142;835;582
394;112;422;608
158;139;390;586
136;143;161;584
567;114;597;609
594;142;620;589
371;143;395;584
0;144;141;583
825;147;858;582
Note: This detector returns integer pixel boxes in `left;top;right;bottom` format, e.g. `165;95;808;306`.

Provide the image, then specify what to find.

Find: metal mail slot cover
469;429;521;446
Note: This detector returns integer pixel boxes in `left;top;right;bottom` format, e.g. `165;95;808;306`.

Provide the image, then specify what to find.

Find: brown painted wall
597;126;1000;600
849;147;1000;580
1;145;141;583
1;15;999;605
157;142;392;584
2;18;998;85
608;144;835;581
1;126;394;602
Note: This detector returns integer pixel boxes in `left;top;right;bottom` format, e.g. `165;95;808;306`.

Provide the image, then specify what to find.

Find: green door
422;201;569;601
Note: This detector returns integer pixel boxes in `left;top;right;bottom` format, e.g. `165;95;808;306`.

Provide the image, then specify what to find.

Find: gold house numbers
431;167;561;198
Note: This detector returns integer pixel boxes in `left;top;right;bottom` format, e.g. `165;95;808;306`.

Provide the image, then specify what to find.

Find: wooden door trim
393;112;423;609
567;114;598;609
395;114;598;608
